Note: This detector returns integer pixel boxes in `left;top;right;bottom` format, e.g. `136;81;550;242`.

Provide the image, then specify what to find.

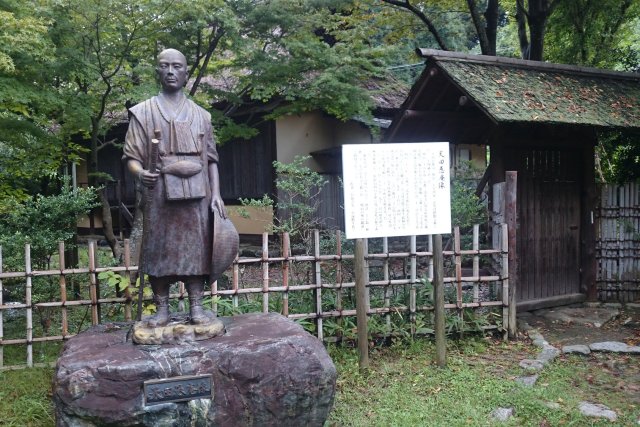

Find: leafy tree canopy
545;0;640;70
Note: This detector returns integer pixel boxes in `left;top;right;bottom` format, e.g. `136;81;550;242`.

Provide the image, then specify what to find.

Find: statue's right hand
139;170;160;188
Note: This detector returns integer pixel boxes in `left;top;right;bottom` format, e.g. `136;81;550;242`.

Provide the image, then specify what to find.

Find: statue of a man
123;48;226;327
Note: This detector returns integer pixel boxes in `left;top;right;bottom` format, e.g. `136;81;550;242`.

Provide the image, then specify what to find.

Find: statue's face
157;50;188;93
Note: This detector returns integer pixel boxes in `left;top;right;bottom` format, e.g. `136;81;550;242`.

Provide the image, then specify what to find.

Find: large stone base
52;313;336;426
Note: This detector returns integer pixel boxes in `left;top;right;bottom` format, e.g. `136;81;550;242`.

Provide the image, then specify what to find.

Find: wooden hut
387;49;640;311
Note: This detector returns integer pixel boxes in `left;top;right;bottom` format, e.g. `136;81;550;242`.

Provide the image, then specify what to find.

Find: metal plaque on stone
143;374;213;406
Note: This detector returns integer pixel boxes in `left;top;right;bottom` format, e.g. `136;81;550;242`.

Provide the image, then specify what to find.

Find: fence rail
597;182;640;302
0;224;508;369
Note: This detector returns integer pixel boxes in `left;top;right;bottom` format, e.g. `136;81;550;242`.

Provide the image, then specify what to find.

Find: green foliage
0;182;98;269
451;180;486;230
545;0;640;70
0;114;81;200
272;155;328;239
97;271;155;315
328;341;640;426
0;367;55;426
451;160;487;230
597;130;640;183
0;2;83;198
236;194;274;219
239;155;327;249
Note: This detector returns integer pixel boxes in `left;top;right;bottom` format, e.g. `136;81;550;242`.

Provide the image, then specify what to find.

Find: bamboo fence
0;224;509;369
597;182;640;302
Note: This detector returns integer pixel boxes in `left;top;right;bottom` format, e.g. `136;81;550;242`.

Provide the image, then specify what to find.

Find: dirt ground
517;304;640;407
519;305;640;348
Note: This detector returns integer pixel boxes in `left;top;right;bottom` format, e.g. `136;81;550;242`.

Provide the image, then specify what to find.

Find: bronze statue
124;48;234;330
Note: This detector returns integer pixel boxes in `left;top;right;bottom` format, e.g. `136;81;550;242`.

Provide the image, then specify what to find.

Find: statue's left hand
210;196;227;219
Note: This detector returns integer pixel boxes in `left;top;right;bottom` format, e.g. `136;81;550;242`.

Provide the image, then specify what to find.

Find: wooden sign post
343;143;452;369
433;234;446;367
354;238;369;370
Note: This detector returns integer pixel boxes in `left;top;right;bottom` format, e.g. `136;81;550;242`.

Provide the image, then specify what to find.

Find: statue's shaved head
157;48;187;66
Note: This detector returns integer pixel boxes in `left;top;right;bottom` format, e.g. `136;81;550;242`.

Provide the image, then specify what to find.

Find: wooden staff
137;130;161;321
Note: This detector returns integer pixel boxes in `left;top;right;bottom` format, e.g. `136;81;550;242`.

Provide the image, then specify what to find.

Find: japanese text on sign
144;374;213;406
342;142;451;239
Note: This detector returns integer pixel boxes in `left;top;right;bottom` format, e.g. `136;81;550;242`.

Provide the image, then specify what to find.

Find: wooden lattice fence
597;182;640;302
0;225;509;369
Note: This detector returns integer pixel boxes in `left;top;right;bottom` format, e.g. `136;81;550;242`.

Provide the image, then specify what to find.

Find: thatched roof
386;49;640;143
422;50;639;128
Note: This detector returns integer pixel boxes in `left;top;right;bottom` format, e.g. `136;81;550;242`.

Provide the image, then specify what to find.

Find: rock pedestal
52;313;337;426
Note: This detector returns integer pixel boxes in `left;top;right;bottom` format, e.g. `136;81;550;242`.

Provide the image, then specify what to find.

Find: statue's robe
123;93;218;277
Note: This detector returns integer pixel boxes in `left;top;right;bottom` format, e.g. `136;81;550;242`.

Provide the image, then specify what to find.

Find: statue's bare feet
190;305;217;325
145;296;170;327
145;310;170;327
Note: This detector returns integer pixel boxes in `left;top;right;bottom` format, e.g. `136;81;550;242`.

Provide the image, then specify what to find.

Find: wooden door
505;148;582;303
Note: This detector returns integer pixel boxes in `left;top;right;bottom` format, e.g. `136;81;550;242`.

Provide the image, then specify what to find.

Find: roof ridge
416;48;640;81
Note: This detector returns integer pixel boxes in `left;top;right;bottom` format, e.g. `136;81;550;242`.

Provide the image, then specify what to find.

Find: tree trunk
515;1;530;58
100;189;122;261
467;0;491;55
518;0;560;61
90;117;121;260
527;15;547;61
467;0;499;56
484;0;499;56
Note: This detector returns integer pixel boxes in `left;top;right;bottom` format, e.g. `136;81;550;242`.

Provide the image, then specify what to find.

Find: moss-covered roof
422;50;640;129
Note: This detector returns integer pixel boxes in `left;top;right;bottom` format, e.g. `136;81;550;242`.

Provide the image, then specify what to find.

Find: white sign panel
343;142;451;239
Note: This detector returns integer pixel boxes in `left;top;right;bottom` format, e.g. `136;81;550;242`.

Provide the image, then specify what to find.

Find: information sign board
343;142;451;238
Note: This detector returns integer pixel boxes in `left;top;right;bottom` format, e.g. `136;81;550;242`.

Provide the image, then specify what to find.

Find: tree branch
97;138;118;151
189;26;225;96
188;28;204;79
516;0;530;19
381;0;450;51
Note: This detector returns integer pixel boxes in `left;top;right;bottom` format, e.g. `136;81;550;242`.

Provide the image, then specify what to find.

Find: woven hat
210;209;239;284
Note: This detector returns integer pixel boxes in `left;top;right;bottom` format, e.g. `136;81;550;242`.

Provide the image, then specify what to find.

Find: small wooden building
387;49;640;310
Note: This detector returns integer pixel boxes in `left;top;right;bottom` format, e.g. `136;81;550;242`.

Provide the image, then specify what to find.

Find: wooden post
314;230;323;341
428;235;434;281
581;142;598;301
505;171;518;338
88;240;99;326
355;238;369;370
454;227;464;338
94;241;101;321
335;231;343;337
212;277;218;313
500;223;510;340
261;232;269;313
409;235;417;335
282;233;290;317
123;239;132;321
433;234;446;367
178;282;186;313
25;244;33;367
383;237;391;334
472;224;480;303
58;242;69;338
232;257;239;310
